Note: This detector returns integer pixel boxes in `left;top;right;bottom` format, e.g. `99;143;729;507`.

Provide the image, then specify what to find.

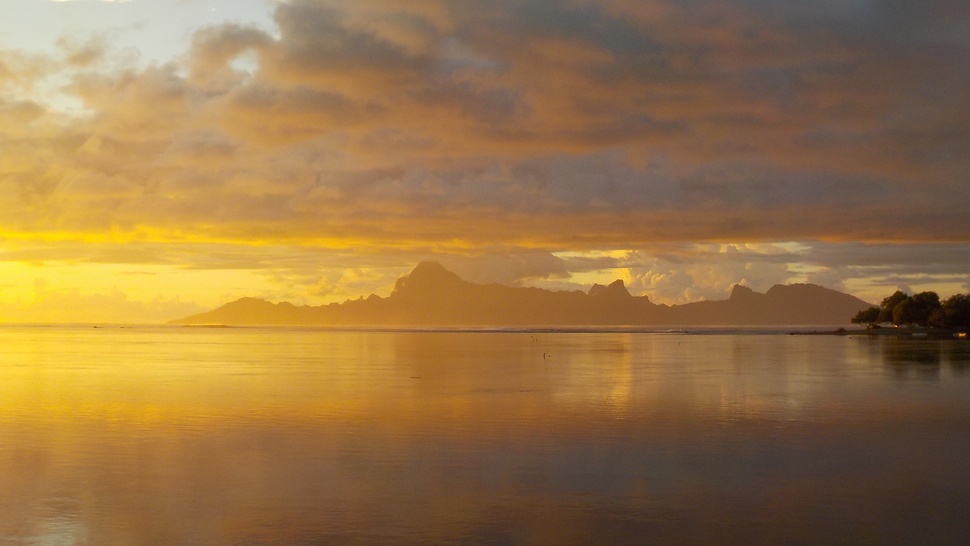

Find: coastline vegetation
852;291;970;330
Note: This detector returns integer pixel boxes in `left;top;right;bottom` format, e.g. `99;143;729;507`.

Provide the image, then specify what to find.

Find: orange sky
1;0;969;323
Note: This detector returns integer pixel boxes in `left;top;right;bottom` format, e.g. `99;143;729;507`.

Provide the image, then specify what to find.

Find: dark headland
171;262;874;327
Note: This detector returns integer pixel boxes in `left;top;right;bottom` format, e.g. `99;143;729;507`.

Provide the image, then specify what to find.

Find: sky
0;0;968;323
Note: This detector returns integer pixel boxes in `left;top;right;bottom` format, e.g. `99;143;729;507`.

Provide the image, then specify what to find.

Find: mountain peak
729;284;760;300
391;261;464;297
589;279;632;299
765;283;826;296
410;261;453;278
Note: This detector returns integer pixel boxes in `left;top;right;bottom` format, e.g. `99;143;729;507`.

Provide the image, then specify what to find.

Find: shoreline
793;326;968;339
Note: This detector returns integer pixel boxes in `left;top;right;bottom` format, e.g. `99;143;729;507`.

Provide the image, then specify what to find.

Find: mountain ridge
171;261;872;326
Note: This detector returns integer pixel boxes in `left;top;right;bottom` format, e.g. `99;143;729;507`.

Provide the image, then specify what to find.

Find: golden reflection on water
2;326;970;544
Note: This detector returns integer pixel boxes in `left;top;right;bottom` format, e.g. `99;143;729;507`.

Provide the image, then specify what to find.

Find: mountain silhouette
171;261;872;326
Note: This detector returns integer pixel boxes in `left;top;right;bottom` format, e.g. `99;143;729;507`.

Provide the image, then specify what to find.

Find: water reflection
2;327;970;544
883;338;943;379
879;337;970;379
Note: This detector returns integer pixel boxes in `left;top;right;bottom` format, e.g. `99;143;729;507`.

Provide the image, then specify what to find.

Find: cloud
0;0;967;316
0;289;202;324
56;34;111;67
618;244;795;303
437;252;570;287
612;241;970;303
4;1;967;247
187;23;272;92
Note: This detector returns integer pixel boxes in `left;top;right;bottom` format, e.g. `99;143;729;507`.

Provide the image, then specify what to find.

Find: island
171;262;873;327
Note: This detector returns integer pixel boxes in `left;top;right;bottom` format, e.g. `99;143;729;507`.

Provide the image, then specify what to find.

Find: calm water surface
2;326;970;545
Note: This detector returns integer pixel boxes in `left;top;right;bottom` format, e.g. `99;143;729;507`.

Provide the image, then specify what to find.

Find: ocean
2;325;970;544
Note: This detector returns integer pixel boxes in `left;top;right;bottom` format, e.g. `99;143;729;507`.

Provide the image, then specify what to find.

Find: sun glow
0;0;965;323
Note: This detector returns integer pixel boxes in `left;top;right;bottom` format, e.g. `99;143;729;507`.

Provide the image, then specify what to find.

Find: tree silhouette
930;294;970;329
851;306;881;328
862;290;969;329
878;290;910;324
